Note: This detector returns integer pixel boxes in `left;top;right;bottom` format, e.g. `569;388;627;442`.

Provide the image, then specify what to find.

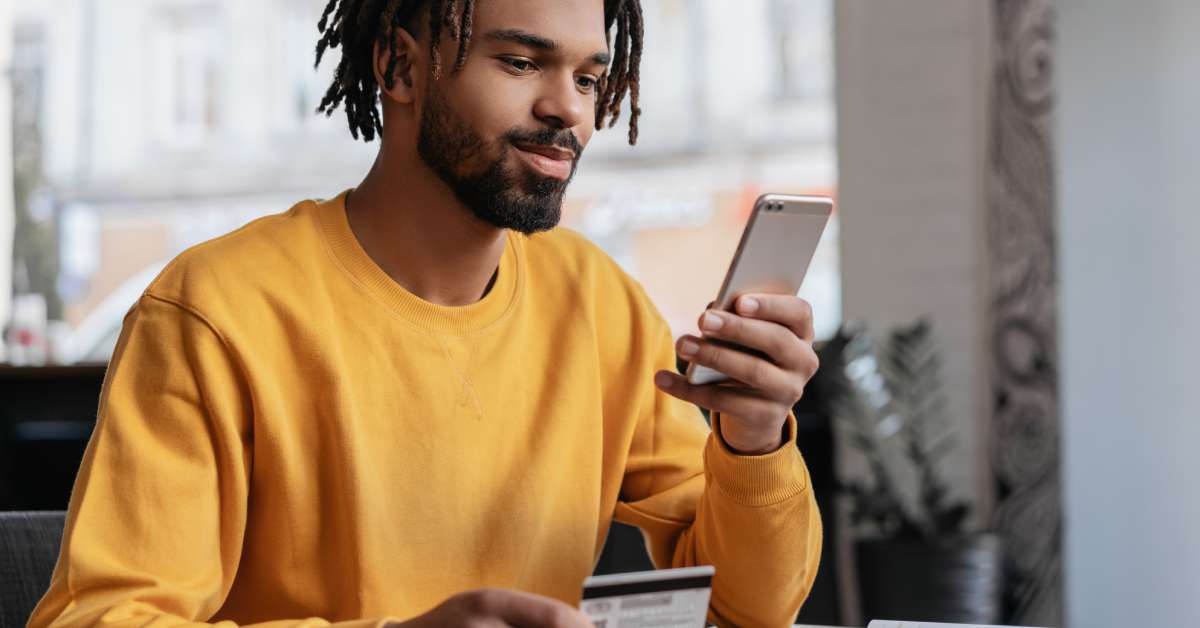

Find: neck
347;143;508;307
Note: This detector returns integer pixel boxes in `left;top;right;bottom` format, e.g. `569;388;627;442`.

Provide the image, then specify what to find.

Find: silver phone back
686;194;833;386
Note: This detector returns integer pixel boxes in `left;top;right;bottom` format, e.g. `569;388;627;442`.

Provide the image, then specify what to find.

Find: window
149;5;224;148
4;0;838;365
772;0;834;103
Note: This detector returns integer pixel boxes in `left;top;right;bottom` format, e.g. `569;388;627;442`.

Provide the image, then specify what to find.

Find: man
29;0;821;626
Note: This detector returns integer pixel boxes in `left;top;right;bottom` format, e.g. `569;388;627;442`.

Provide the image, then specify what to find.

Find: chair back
0;511;66;628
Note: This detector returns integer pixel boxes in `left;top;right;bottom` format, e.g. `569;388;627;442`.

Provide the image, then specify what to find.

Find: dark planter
855;533;1003;624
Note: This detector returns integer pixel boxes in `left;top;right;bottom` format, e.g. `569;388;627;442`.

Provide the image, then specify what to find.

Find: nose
532;71;586;130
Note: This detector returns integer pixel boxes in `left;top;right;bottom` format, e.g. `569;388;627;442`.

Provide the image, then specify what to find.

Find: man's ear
373;26;421;105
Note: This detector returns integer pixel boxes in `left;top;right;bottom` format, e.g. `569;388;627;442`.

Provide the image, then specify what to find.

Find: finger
676;335;800;403
476;588;593;628
655;370;785;424
697;309;806;370
733;294;815;342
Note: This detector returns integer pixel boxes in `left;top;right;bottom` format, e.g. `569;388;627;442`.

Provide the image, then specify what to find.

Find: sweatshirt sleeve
27;294;392;628
611;320;823;628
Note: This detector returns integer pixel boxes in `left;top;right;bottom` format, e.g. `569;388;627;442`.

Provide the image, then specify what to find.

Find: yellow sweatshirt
29;192;821;628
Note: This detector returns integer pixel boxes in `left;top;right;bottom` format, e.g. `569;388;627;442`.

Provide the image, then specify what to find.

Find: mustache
503;127;584;160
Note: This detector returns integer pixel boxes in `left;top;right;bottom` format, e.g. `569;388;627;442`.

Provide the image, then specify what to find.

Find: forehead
471;0;609;52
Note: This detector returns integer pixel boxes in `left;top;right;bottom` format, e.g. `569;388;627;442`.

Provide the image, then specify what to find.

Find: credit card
580;565;714;628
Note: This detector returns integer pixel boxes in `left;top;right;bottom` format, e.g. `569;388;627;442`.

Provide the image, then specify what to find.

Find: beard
416;89;583;235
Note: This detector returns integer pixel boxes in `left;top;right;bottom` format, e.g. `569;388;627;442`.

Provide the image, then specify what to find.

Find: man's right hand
388;588;595;628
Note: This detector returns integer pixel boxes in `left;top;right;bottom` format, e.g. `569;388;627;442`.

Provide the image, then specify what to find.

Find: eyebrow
484;28;611;66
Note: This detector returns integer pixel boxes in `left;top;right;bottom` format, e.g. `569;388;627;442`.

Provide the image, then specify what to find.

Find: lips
513;142;575;181
514;142;576;161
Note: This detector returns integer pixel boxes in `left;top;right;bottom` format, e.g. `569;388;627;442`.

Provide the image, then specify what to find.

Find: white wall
1059;1;1200;626
835;0;994;521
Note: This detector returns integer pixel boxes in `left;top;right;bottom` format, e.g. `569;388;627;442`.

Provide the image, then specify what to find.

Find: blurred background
2;0;1199;627
1;0;839;363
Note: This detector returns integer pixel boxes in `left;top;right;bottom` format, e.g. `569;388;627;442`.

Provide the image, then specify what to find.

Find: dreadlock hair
314;0;644;144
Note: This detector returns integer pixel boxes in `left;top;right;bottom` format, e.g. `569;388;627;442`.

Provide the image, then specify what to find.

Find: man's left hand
654;294;819;456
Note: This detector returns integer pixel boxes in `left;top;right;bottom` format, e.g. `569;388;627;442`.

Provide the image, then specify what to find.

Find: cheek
577;122;595;148
443;71;529;134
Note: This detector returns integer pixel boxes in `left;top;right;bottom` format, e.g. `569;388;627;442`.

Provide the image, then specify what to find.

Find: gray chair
0;511;66;628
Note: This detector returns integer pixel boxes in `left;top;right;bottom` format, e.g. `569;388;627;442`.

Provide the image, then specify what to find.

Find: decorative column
986;0;1062;624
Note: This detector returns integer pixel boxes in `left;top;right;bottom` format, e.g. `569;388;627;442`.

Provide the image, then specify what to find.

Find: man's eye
501;58;535;73
576;76;598;92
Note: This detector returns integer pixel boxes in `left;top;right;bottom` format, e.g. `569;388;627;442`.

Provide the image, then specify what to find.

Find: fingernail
655;371;673;388
739;296;759;314
679;338;699;358
701;312;723;331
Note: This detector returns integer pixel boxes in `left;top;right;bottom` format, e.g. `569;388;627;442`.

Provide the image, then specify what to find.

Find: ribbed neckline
315;190;523;335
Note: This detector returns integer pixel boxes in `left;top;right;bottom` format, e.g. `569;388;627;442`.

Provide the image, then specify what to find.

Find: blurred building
8;0;837;363
1;1;14;356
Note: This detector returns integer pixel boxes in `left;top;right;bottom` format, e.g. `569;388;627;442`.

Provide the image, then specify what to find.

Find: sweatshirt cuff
704;413;808;507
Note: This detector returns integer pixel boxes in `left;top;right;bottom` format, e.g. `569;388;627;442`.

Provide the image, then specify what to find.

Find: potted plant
819;319;1003;625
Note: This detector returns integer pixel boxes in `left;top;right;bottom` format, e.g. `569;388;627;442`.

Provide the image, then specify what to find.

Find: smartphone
685;193;833;386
